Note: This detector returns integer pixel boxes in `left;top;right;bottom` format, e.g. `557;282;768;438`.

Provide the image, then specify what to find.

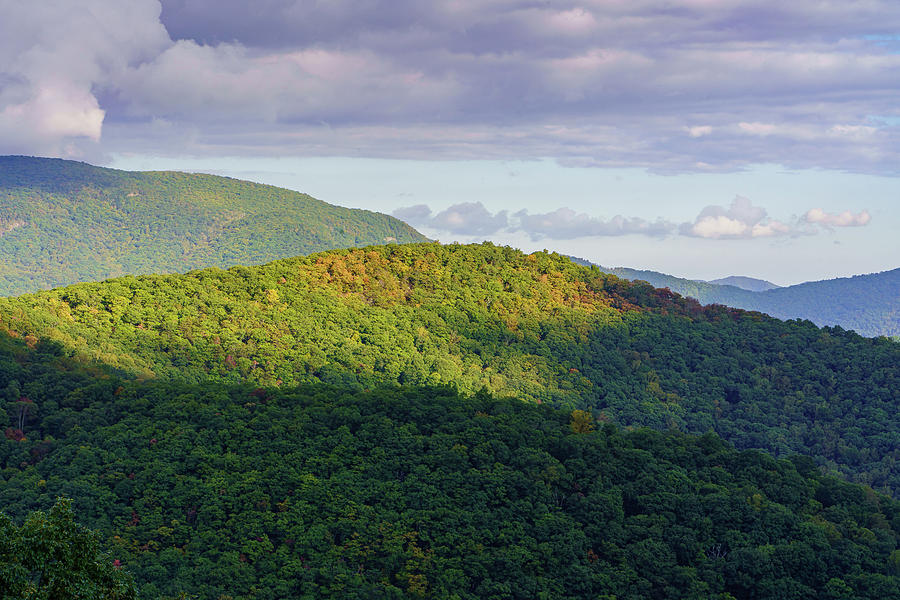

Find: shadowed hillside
1;327;898;599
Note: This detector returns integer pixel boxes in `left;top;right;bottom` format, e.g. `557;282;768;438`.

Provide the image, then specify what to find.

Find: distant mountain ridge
0;156;427;296
707;275;780;292
569;257;900;337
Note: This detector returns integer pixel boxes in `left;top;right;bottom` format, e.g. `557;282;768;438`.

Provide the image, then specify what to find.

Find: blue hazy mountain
707;275;780;292
569;257;899;338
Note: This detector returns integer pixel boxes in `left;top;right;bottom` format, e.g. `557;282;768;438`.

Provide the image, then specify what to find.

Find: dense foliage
581;260;900;338
0;156;427;296
0;347;898;599
0;497;136;599
2;243;898;497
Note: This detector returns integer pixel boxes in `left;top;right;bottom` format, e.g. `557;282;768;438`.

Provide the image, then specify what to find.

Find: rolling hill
2;241;899;597
2;242;897;495
0;156;428;296
571;259;900;338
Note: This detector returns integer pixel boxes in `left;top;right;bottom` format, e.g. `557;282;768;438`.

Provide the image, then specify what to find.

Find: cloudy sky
3;1;899;284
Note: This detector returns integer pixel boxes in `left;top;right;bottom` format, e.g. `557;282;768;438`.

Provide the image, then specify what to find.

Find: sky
2;1;899;285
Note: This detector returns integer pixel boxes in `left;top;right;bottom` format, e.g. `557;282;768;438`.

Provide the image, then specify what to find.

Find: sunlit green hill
2;242;898;496
0;156;427;296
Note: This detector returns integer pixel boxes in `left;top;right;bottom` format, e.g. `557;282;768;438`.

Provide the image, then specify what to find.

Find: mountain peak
0;156;427;296
707;275;781;292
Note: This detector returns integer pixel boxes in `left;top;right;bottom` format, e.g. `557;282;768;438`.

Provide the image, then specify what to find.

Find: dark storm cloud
4;0;900;172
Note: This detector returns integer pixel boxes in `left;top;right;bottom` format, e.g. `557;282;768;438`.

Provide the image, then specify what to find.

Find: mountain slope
575;259;900;338
0;329;897;599
708;275;780;291
0;156;427;296
2;242;898;495
755;269;900;336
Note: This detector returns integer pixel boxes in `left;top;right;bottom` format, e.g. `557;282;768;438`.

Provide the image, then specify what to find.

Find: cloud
689;215;752;238
513;208;675;240
115;41;459;124
392;204;433;225
686;125;713;138
395;197;871;241
681;196;872;239
681;196;786;239
802;208;871;227
4;0;900;172
394;202;509;236
394;203;675;239
0;0;169;157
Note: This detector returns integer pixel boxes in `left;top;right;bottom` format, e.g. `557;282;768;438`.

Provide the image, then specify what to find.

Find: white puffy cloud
689;215;751;238
686;126;713;138
681;196;783;239
803;208;871;227
682;196;872;239
751;220;792;237
0;83;104;147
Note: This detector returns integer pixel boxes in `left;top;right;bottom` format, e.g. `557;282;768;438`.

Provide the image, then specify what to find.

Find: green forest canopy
0;497;136;599
0;346;898;598
0;156;427;296
1;242;897;497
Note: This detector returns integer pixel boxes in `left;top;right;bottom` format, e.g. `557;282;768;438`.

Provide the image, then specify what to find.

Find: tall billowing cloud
3;0;900;172
0;0;169;157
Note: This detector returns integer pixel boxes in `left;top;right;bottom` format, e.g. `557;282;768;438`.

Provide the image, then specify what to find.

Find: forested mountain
707;276;780;292
0;330;898;599
2;242;898;497
0;156;427;296
1;241;899;598
571;258;900;338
